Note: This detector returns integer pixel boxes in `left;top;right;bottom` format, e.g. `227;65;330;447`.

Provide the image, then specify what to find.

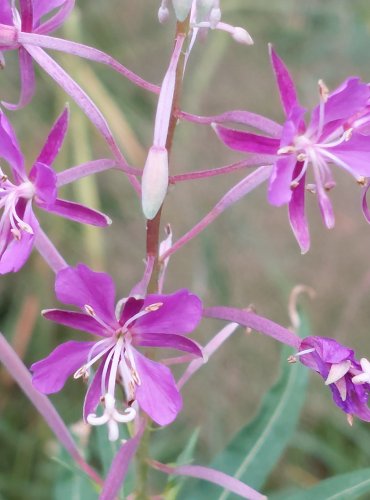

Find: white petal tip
232;27;253;45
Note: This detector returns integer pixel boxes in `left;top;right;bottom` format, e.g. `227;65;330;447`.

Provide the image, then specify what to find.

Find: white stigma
87;394;136;442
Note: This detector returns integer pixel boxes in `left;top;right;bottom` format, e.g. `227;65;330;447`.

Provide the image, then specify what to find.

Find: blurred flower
294;336;370;423
0;107;110;274
31;264;203;440
214;47;370;252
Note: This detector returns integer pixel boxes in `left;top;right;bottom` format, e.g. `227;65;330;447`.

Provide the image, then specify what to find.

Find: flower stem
139;17;190;499
146;18;189;294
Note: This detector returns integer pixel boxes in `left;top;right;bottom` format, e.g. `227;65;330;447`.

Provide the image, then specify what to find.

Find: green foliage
279;468;370;500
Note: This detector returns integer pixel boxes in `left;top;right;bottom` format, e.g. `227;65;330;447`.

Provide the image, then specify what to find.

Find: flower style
0;107;110;274
293;336;370;423
214;46;370;252
31;264;203;440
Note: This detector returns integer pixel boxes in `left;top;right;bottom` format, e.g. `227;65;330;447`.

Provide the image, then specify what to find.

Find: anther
145;302;163;312
357;176;367;187
84;304;96;316
277;145;295;155
318;79;329;102
287;355;297;364
74;365;89;380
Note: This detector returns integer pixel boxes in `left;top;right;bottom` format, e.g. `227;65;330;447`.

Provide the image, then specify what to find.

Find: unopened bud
141;147;169;220
172;0;192;22
232;27;253;45
158;6;170;23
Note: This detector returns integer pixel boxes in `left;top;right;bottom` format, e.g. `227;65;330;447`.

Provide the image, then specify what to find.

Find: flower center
74;301;164;440
0;172;35;248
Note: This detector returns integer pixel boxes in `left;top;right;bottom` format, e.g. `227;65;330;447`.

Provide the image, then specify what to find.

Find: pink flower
31;264;203;440
0;107;110;274
296;336;370;423
214;46;370;252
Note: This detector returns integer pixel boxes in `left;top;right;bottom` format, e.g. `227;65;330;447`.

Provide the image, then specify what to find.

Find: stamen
83;304;116;334
357;176;367;187
121;302;163;330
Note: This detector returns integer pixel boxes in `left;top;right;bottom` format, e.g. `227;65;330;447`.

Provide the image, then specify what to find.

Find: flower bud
141;147;169;220
172;0;193;21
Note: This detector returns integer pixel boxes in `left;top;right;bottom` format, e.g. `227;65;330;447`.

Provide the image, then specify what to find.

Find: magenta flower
0;107;110;274
295;336;370;423
31;264;203;440
214;46;370;252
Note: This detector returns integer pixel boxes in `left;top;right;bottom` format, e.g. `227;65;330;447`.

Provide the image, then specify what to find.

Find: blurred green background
2;0;370;498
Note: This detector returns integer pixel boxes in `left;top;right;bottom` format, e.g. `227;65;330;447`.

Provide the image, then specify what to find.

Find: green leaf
281;468;370;500
184;311;309;500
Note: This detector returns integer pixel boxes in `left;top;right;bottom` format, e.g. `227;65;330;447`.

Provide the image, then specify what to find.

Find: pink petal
0;202;38;274
83;359;105;420
42;308;108;337
0;110;25;180
267;155;297;206
36;106;69;165
134;333;203;358
214;124;279;154
269;45;298;117
32;0;67;25
0;1;13;25
316;186;335;229
31;340;95;394
134;350;182;426
311;77;370;133
2;47;35;110
29;162;57;204
55;264;117;329
329;134;370;176
133;289;202;335
288;170;310;254
39;198;111;226
34;0;75;34
119;297;144;326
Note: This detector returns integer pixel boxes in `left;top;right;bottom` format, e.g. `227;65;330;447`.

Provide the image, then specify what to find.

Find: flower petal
269;45;298;117
0;110;25;179
32;0;67;25
39;198;111;227
34;0;74;34
42;308;108;337
134;333;203;358
133;289;202;336
213;124;279;155
119;297;144;326
267;155;297;206
288;170;310;254
134;350;182;426
29;162;57;204
55;264;117;329
83;359;105;420
36;106;69;166
311;77;370;133
0;1;13;25
31;340;95;394
0;202;38;274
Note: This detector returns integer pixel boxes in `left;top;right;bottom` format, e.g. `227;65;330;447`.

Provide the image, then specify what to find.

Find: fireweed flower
214;46;370;252
0;107;110;274
31;264;203;440
293;336;370;423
